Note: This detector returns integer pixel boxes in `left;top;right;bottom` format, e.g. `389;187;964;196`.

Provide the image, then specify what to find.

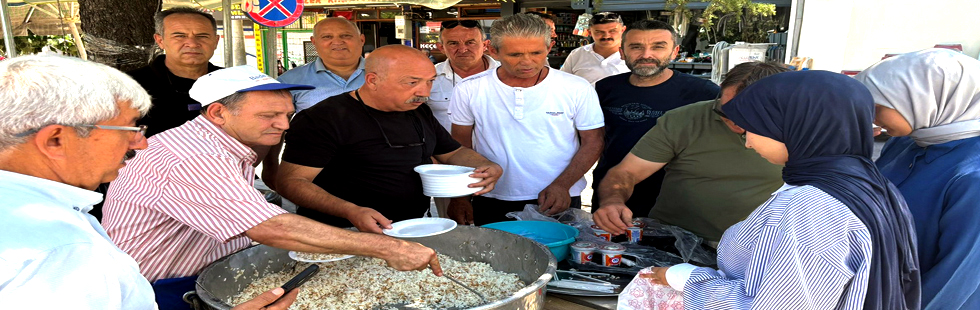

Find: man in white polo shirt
450;14;605;225
560;12;630;85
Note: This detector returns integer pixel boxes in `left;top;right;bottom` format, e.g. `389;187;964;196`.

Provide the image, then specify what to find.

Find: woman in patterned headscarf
857;48;980;310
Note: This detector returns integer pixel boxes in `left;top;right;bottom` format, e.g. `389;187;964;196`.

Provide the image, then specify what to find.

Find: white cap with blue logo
189;65;313;107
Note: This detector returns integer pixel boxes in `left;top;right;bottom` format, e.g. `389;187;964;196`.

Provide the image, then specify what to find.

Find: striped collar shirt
664;184;873;309
103;116;286;282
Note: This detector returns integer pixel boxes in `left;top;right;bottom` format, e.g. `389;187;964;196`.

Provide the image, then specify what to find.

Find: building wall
797;0;980;73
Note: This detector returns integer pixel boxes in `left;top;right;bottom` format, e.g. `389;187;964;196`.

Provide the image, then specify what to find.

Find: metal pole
222;0;233;67
269;27;278;78
0;0;17;58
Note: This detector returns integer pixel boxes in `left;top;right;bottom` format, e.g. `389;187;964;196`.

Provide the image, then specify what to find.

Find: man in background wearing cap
276;45;502;232
102;65;444;309
560;12;630;85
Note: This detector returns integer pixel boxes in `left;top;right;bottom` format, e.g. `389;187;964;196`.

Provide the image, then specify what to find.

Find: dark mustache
599;38;614;41
633;58;662;64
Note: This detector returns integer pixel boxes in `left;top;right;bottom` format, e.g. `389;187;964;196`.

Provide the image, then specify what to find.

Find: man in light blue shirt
278;17;366;112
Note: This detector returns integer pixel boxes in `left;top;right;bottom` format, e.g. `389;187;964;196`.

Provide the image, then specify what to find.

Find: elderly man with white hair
0;55;297;309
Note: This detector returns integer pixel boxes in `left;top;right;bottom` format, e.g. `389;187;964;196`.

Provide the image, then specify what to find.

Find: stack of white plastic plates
414;164;484;198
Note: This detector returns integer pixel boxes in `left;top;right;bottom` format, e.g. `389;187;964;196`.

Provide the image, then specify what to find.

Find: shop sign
229;3;250;20
243;0;305;28
305;0;393;4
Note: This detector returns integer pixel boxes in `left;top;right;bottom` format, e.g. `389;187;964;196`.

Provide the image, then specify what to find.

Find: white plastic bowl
414;164;484;197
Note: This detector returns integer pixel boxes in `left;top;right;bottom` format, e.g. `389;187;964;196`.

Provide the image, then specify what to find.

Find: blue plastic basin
482;221;579;261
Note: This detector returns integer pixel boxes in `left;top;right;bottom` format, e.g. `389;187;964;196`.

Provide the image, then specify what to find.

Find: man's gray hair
0;55;152;151
154;7;218;35
489;13;551;50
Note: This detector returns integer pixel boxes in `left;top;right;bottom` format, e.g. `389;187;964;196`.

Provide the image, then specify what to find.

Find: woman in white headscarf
857;48;980;310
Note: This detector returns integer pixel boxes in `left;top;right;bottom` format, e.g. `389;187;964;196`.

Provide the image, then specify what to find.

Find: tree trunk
79;0;160;71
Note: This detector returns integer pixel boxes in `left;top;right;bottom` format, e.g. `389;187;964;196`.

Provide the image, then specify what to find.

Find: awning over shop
1;1;78;36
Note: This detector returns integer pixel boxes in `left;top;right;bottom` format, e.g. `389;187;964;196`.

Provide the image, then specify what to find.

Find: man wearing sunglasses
428;20;499;221
559;12;631;85
429;20;497;137
102;65;445;308
277;45;502;233
591;19;720;221
0;55;302;309
593;61;788;244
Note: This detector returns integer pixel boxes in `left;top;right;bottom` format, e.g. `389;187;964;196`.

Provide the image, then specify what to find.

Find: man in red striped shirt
102;66;443;309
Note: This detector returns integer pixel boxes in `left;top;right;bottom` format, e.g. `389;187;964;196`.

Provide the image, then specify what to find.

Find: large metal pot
194;225;557;309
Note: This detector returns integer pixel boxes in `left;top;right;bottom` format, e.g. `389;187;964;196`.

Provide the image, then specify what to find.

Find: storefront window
355;9;378;20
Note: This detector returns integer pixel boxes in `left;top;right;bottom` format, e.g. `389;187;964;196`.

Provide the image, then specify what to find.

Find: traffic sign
242;0;304;28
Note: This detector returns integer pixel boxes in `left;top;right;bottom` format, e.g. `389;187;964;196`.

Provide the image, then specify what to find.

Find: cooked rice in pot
229;254;525;310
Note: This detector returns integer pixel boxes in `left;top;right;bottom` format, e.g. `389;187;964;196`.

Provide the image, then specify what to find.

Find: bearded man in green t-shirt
594;61;790;242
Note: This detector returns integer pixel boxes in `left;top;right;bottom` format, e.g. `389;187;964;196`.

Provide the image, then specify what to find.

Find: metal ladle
442;272;489;304
370;269;489;310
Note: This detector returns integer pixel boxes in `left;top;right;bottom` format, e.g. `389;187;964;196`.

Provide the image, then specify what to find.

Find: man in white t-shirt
450;14;605;225
560;12;631;85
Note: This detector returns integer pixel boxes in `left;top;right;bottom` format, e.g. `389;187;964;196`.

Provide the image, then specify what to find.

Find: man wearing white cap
102;65;445;309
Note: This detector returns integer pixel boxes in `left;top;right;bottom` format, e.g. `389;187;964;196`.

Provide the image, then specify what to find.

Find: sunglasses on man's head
590;12;621;26
442;20;480;29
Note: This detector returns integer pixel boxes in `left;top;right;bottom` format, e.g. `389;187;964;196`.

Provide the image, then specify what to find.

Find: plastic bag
636;218;716;266
618;267;685;310
505;204;594;223
505;206;716;273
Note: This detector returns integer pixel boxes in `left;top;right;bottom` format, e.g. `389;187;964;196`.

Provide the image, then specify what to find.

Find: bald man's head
365;45;429;79
311;17;364;68
359;45;436;112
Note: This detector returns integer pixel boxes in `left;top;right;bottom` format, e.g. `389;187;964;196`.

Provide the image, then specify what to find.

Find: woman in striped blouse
643;70;921;309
